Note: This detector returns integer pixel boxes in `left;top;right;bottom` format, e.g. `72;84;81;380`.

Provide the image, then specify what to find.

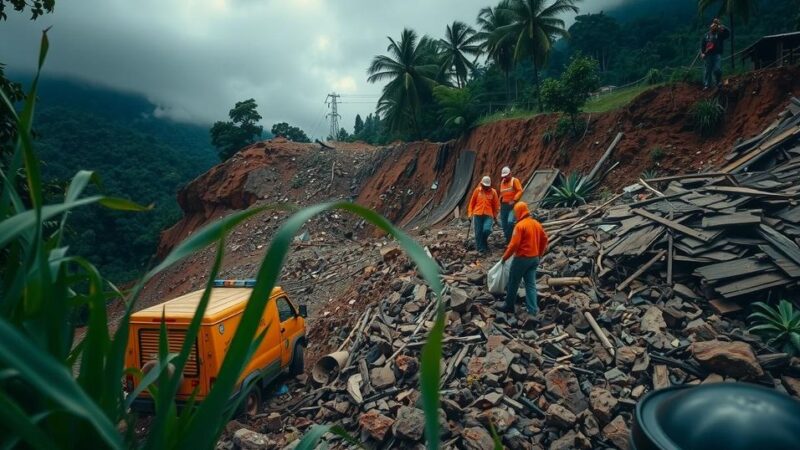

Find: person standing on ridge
499;166;523;244
501;201;548;316
467;176;500;254
700;18;730;91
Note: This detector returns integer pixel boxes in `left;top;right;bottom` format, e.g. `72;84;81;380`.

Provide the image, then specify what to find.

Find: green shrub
748;300;800;356
542;129;555;144
0;31;446;450
691;99;725;136
543;173;597;208
644;68;664;85
669;67;696;84
649;147;665;163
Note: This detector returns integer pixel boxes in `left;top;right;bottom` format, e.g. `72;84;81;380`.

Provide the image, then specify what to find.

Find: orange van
124;280;307;415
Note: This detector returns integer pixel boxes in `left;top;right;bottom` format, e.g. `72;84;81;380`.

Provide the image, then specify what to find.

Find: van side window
276;297;294;322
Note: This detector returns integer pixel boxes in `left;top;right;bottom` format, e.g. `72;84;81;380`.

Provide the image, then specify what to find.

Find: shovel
464;217;472;249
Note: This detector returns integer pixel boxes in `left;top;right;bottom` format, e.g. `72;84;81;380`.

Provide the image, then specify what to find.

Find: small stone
462;426;495;450
641;306;667;334
545;367;588;414
233;429;272;450
371;365;396;389
604;367;628;385
615;346;643;369
359;410;394;441
392;406;425;441
549;430;577;450
602;415;630;450
473;391;504;409
684;318;717;341
589;387;618;424
631;386;646;399
781;376;800;397
450;287;469;312
691;340;764;379
263;412;282;432
546;403;577;428
477;407;516;433
702;373;724;384
396;355;419;376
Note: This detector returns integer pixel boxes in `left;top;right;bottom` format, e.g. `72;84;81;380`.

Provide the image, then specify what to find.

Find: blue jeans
473;215;492;252
500;203;515;243
704;54;722;88
505;256;540;314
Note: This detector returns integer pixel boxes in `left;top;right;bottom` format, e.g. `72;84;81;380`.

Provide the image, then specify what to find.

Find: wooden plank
759;244;800;277
759;225;800;266
694;256;775;281
709;298;744;315
721;125;800;173
632;208;718;242
701;213;762;228
617;250;667;291
778;205;800;223
682;193;728;207
715;272;791;297
521;169;561;205
704;185;798;199
653;365;671;390
607;225;665;257
587;132;623;182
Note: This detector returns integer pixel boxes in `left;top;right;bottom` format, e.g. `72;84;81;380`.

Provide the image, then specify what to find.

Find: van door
275;296;298;367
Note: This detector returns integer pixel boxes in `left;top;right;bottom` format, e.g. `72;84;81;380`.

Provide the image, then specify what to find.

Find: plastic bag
487;257;513;294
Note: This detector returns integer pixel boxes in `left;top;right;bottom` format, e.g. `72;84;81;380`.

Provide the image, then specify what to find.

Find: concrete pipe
311;350;349;385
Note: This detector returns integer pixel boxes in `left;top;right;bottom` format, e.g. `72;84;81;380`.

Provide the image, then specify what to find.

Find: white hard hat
481;176;491;187
501;166;511;177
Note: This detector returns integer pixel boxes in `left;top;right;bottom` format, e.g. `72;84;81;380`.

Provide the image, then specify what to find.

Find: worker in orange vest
499;166;523;243
501;201;548;315
467;176;500;254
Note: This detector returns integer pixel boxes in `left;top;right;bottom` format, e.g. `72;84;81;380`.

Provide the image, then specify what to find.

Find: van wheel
242;386;262;416
289;344;304;376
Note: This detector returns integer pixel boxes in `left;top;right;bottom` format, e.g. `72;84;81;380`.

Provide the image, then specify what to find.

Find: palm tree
496;0;580;111
367;28;440;137
439;21;482;88
698;0;758;71
477;1;515;101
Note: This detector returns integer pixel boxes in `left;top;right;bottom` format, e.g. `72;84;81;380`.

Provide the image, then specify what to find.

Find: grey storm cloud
0;0;624;138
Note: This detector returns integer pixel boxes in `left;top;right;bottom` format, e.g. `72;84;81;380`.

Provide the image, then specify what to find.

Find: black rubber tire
242;385;262;417
289;344;304;376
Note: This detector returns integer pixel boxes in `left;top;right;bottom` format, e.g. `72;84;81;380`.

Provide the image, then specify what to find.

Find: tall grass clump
543;173;597;208
691;98;726;136
0;32;446;450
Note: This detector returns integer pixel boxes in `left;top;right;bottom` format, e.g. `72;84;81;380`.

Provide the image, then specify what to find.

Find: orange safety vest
468;186;500;218
500;176;523;204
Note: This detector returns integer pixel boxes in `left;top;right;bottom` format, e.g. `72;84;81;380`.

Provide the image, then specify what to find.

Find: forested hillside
31;77;218;281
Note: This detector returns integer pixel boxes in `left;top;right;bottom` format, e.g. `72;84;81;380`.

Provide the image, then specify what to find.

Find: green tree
698;0;758;70
0;0;54;20
496;0;580;110
367;28;440;137
353;114;364;134
540;54;599;133
271;122;310;142
336;127;349;141
439;21;482;88
568;13;620;72
477;1;516;101
209;98;263;160
433;86;477;135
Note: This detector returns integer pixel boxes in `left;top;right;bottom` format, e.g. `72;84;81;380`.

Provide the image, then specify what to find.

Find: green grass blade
179;201;443;449
0;392;58;450
420;301;445;449
123;354;178;411
294;425;363;450
145;238;226;449
0;318;123;449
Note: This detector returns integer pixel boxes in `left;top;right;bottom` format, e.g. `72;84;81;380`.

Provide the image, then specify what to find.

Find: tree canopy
210;98;263;160
271;122;310;142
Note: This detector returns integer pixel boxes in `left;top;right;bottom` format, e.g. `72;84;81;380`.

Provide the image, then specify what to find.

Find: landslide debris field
133;68;800;449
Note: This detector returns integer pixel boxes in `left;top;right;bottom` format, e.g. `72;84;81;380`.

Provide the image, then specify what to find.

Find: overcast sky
0;0;624;138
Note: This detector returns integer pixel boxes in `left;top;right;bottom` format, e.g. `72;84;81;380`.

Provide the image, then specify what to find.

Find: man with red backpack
700;18;730;90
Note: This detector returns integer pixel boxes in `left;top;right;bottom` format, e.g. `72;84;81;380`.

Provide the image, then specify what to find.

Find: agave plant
543;172;597;208
748;300;800;356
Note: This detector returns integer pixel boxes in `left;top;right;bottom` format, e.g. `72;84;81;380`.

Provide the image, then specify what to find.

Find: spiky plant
748;300;800;356
543;172;597;208
691;98;725;136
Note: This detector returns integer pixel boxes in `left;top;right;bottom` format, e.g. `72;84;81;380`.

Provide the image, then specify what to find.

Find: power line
325;92;341;139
